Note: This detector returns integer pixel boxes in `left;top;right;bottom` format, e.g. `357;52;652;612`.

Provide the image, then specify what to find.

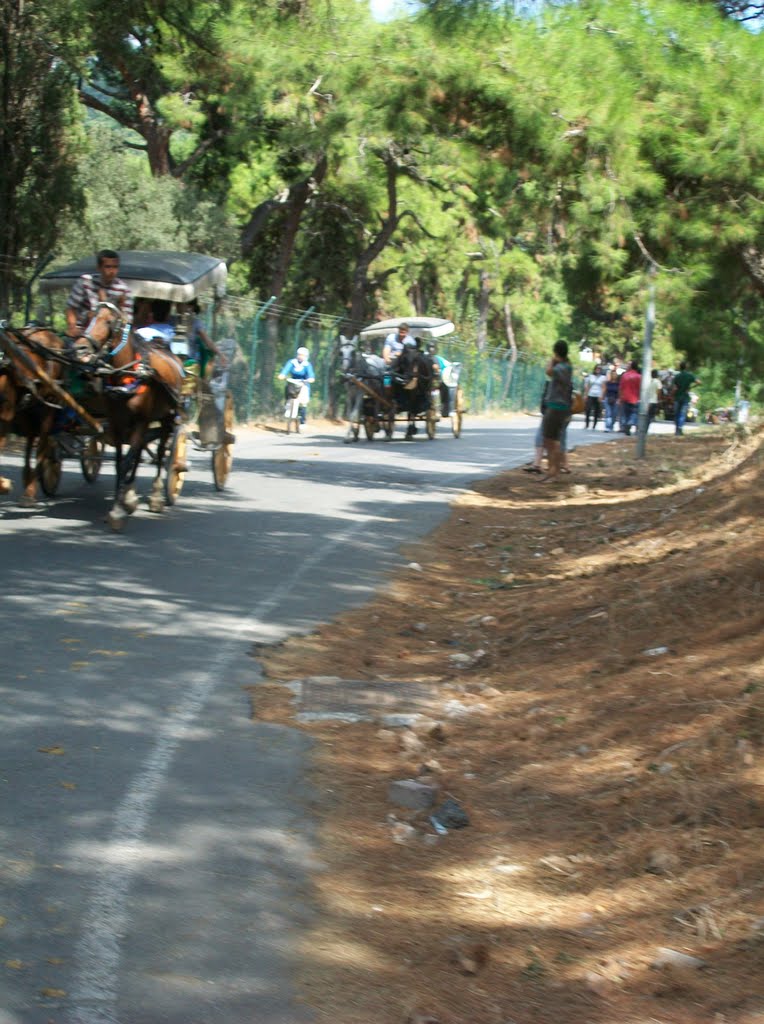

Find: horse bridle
82;301;127;356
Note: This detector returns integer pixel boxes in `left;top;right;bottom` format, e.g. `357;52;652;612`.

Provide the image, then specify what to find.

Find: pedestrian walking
671;361;700;435
618;360;642;436
603;369;620;432
647;369;662;430
583;364;607;429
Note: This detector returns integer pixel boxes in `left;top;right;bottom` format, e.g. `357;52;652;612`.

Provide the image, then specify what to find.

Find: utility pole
636;262;657;459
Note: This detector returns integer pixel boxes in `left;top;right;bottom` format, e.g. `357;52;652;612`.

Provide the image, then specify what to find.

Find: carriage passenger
427;342;452;417
145;300;176;344
180;299;228;377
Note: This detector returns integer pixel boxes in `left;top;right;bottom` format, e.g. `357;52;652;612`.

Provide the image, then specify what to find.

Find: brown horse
83;303;185;530
0;324;70;506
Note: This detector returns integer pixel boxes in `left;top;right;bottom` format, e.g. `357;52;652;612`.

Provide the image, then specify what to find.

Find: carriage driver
65;249;134;355
382;323;411;365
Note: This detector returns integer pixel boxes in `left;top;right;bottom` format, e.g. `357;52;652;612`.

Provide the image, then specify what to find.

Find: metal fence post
294;306;315;350
322;316;342;408
246;295;276;421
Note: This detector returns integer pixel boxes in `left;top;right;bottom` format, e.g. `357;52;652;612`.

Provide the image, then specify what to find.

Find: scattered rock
426;722;448;743
442;700;487;719
413;622;428;632
388;778;439;810
376;729;398;747
651;948;706;971
407;562;423;572
432;798;470;830
492;861;526;875
448;938;489;975
583;971;611;995
420;759;443;774
449;653;474;667
646;848;680;875
390;821;417;844
643;645;670;657
477;685;502;698
480;615;498;627
381;713;426;729
399;730;426;755
737;738;755;766
538;854;577;875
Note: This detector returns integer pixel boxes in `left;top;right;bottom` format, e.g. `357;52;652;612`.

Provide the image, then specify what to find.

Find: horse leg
20;433;38;506
344;389;360;443
0;432;11;495
107;430;141;530
148;419;172;514
0;382;13;494
108;442;128;531
120;426;144;514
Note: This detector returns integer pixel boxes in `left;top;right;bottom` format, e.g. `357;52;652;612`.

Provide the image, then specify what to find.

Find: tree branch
171;128;227;178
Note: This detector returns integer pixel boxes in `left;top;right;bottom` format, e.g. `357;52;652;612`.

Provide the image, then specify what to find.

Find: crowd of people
581;358;700;437
525;343;701;483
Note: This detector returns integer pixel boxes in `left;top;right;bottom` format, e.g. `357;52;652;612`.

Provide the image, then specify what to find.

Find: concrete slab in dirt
292;676;439;723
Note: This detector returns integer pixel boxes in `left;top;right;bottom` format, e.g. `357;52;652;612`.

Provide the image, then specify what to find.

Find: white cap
135;327;166;343
297;346;309;358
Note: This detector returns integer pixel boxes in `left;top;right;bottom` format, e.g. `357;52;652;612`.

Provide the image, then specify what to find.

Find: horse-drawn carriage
339;316;465;442
0;250;234;528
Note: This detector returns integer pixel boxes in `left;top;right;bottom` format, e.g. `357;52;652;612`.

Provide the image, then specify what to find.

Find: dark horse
392;344;434;440
337;336;389;443
82;303;185;531
0;322;71;505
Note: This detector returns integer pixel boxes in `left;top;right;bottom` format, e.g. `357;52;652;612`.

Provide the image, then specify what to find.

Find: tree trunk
475;268;490;352
349;153;402;326
254;154;328;405
79;78;173;178
500;298;519;401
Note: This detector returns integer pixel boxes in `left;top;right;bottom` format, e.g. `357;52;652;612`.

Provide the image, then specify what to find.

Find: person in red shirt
618;360;642;436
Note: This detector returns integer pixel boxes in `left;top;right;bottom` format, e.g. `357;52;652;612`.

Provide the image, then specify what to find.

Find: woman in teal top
540;340;572;482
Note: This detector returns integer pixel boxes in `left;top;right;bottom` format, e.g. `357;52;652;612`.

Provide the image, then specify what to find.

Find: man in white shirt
382;323;410;364
584;363;607;429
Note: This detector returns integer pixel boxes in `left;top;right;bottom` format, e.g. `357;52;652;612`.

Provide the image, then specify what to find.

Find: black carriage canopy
38;251;227;304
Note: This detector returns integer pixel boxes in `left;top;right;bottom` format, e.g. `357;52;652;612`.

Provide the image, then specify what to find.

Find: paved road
0;416;640;1024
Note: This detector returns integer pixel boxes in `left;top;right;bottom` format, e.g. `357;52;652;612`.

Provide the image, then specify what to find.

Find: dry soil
254;424;764;1024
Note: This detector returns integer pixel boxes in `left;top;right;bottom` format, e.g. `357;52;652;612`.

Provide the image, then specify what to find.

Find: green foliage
56;121;238;260
0;0;83;315
6;0;764;392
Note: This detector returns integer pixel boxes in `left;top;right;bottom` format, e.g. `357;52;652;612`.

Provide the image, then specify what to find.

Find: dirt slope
254;426;764;1024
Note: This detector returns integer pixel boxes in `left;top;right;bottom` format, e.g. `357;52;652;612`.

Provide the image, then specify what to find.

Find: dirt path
254;426;764;1024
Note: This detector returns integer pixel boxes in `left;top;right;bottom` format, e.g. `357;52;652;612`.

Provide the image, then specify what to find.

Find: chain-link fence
211;297;553;423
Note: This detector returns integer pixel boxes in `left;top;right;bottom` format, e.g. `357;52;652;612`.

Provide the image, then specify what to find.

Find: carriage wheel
212;392;235;491
426;407;438;440
37;440;62;497
81;437;104;482
164;426;188;506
